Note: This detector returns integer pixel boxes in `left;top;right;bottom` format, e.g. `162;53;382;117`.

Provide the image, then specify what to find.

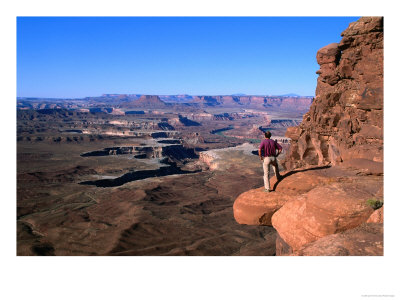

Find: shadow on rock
272;164;331;191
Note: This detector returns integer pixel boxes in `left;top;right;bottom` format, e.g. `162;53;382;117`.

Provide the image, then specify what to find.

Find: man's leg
263;157;271;190
271;157;281;180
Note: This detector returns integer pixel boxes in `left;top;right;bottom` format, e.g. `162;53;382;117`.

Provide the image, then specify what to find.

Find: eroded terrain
17;97;307;255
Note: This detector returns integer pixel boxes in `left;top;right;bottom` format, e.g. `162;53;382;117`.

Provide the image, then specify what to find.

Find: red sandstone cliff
284;17;383;171
232;17;384;256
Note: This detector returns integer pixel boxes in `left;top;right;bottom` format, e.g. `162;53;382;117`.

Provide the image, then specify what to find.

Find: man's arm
275;140;283;156
258;148;263;160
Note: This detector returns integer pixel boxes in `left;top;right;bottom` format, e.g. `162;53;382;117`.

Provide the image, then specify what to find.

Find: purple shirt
259;138;282;157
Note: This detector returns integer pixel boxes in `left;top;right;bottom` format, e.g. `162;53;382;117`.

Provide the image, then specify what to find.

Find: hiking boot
264;189;270;193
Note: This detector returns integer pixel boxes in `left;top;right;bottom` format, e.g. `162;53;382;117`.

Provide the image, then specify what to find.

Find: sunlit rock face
284;17;383;172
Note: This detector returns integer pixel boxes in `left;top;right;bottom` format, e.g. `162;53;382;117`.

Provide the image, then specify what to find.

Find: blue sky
17;17;359;98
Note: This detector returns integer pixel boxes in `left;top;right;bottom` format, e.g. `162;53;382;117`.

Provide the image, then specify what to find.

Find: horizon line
17;93;315;99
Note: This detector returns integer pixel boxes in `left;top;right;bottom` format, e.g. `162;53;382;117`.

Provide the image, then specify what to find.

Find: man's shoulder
260;139;273;146
265;138;273;144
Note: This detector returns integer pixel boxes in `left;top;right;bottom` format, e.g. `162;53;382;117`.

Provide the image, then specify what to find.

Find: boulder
294;223;383;256
233;186;292;226
367;206;384;224
271;183;374;251
233;168;335;226
275;232;293;256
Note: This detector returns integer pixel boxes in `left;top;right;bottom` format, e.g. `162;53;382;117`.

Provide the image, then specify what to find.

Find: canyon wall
192;95;313;110
284;17;383;171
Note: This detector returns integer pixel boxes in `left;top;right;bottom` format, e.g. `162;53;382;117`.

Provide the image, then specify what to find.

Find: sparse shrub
366;198;384;210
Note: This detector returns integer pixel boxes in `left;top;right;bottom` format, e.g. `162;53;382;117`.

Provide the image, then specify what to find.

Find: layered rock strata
284;17;383;171
122;95;168;108
192;95;313;111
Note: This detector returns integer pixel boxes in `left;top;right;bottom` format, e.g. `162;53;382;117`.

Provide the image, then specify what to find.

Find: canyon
17;91;307;255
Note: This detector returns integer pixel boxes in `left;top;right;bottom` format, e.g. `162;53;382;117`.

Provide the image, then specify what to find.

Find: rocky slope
233;17;384;256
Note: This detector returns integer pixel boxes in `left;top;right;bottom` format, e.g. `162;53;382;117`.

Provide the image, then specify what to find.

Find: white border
2;1;399;300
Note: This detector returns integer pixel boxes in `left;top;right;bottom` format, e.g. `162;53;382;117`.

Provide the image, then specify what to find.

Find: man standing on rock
258;131;282;192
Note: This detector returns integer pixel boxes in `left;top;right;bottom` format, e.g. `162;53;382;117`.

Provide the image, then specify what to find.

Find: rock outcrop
232;17;384;256
271;183;374;251
294;223;383;256
367;206;384;223
233;168;336;226
123;95;168;108
233;187;292;226
283;17;383;171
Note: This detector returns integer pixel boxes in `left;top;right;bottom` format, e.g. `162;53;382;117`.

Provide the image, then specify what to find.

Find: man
258;131;282;192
